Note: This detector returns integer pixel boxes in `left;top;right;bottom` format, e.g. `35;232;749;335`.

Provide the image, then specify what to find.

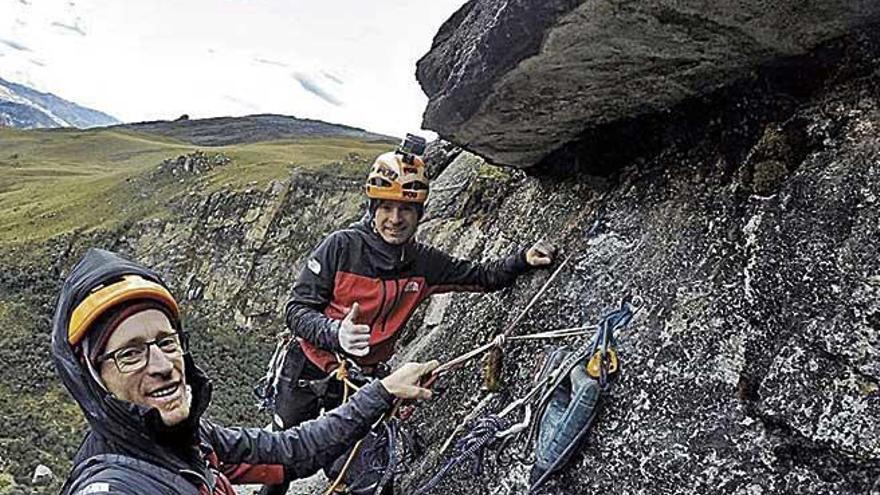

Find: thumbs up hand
338;302;371;357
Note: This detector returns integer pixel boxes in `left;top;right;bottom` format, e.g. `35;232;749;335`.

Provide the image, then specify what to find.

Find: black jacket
287;219;529;371
53;249;393;495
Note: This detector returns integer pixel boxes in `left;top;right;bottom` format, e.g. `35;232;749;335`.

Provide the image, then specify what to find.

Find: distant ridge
0;77;120;129
116;114;397;146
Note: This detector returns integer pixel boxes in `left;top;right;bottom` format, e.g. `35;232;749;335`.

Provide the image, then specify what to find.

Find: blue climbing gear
528;296;640;492
414;296;641;494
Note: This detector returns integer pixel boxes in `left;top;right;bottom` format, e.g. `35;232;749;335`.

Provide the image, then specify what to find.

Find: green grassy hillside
0;127;391;244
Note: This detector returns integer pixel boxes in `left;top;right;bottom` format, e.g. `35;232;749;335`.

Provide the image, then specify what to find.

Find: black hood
51;248;212;471
350;214;418;274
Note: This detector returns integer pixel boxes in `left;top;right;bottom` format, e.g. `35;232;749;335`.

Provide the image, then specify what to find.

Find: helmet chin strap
82;340;109;392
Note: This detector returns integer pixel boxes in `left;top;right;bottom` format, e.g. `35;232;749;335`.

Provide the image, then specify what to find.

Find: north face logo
404;281;420;293
307;258;321;275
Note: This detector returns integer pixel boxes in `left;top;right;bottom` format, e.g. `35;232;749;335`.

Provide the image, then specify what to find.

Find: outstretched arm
285;234;344;352
204;380;391;483
205;362;438;484
425;240;556;294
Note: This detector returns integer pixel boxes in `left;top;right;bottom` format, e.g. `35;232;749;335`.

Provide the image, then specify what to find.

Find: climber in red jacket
261;137;555;495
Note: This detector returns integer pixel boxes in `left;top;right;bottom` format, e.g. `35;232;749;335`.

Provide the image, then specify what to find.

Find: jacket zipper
369;281;386;329
375;248;407;338
380;280;396;335
380;278;410;336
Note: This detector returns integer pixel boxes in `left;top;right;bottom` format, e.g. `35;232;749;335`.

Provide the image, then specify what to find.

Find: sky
0;0;467;138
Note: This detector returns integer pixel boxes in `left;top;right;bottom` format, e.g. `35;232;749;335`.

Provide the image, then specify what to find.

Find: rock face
397;63;879;494
155;151;232;177
30;465;52;486
417;0;880;168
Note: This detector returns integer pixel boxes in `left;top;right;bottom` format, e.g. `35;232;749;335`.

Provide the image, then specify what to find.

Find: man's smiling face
373;199;419;245
98;309;191;426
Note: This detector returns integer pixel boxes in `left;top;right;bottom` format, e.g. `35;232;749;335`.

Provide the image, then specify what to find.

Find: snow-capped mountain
0;77;119;129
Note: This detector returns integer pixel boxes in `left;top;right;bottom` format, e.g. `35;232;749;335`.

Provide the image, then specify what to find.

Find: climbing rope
413;415;505;495
432;252;574;377
369;421;399;495
428;319;592;383
320;354;386;495
506;325;592;341
416;368;560;493
323;438;365;495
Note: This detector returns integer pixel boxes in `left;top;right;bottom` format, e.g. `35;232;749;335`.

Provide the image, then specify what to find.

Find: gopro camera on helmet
397;133;427;164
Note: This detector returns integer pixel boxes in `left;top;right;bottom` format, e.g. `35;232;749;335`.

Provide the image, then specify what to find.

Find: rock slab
417;0;880;168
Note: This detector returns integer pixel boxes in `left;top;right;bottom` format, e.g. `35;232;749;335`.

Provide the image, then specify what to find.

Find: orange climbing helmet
68;274;179;346
365;134;429;204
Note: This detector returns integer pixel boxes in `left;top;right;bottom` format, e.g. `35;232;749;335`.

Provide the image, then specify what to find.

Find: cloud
12;71;35;87
222;95;260;112
254;57;289;68
293;72;343;107
18;0;30;5
0;39;31;52
52;21;86;36
322;71;344;85
29;59;46;67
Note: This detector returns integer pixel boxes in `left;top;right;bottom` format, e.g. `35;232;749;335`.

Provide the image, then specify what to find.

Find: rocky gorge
2;1;879;494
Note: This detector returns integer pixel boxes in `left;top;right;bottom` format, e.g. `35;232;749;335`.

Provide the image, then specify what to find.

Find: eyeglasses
96;331;189;374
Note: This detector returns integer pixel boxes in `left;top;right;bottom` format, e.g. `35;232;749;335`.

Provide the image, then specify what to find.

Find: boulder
31;464;52;485
417;0;880;168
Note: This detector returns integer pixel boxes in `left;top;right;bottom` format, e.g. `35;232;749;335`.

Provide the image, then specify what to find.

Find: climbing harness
320;355;404;495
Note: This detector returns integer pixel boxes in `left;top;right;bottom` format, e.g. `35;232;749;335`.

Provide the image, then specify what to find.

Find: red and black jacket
286;219;530;372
